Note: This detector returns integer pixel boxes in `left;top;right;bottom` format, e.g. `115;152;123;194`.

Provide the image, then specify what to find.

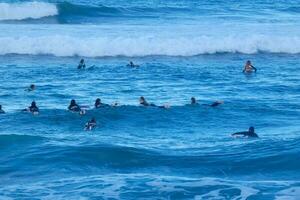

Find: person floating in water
127;61;139;68
243;60;257;73
29;101;39;113
68;99;81;112
22;101;39;114
209;101;224;107
139;96;169;108
25;84;36;92
232;127;259;138
0;105;5;114
139;96;150;106
85;117;97;131
191;97;198;105
78;59;86;69
191;97;223;107
94;98;109;108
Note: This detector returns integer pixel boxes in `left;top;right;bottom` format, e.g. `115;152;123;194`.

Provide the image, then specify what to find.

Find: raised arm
251;65;257;72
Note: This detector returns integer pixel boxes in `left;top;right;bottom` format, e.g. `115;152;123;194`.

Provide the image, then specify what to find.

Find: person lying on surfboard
25;84;35;92
232;127;259;138
127;61;139;68
139;96;170;108
189;97;223;107
94;98;109;108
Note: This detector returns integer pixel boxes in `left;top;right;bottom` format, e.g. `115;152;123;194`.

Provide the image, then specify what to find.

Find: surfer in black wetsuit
210;101;224;107
0;105;5;114
78;59;86;69
139;96;149;106
202;100;224;107
189;97;223;107
191;97;198;105
232;127;259;138
25;84;36;92
140;96;156;106
243;60;257;73
139;96;169;108
127;61;139;68
85;117;97;131
94;98;109;108
68;99;81;112
24;101;39;113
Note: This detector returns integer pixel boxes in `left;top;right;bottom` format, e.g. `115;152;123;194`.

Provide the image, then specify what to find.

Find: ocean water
1;0;300;199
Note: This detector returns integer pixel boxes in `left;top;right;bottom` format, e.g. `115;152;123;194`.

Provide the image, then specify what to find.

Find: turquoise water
0;1;300;199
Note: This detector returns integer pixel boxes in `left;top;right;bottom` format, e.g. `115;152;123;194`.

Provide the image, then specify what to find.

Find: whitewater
1;0;300;199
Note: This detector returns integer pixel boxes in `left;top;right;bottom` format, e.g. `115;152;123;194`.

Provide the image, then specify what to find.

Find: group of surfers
0;60;258;136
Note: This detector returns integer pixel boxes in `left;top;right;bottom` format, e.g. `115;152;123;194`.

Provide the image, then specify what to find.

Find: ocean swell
0;2;58;21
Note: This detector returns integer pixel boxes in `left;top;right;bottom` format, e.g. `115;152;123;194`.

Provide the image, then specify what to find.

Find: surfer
127;61;139;68
232;127;259;138
0;105;5;114
191;97;198;105
95;98;109;108
139;96;152;106
193;98;223;107
78;59;86;69
209;101;224;107
68;99;81;112
25;84;36;92
85;117;97;131
243;60;257;73
139;96;169;108
22;101;39;114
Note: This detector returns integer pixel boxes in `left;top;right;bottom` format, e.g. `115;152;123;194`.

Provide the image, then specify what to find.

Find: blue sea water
1;0;300;199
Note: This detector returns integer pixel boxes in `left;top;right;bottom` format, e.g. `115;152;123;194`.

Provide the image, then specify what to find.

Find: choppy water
0;0;300;199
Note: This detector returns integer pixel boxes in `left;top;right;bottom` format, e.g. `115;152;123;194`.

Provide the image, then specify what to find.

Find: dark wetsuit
78;63;86;69
85;120;96;130
0;109;5;114
210;102;222;107
95;102;109;108
140;101;157;107
68;104;81;112
232;131;258;138
243;65;257;73
202;102;222;107
29;105;39;113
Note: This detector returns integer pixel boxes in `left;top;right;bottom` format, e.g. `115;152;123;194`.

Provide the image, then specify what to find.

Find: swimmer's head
191;97;196;104
30;84;35;90
70;99;76;105
31;101;36;107
249;126;255;133
91;117;96;123
139;96;145;103
130;61;133;65
95;98;101;104
246;60;251;65
80;59;84;63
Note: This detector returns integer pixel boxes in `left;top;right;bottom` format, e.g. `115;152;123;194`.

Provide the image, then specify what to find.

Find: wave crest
0;35;300;57
0;2;58;21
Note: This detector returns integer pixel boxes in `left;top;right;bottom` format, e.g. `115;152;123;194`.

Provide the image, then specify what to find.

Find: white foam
275;187;300;200
0;34;300;57
0;2;58;21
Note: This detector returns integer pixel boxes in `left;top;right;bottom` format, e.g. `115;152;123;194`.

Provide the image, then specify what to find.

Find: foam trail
1;34;300;57
0;2;58;21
